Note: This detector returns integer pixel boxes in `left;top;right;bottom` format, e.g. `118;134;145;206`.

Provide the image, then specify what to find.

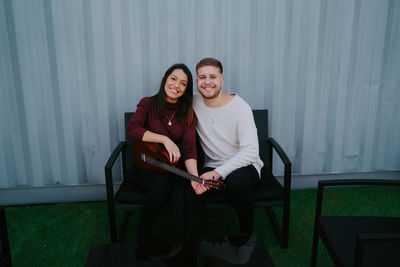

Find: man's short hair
196;58;223;74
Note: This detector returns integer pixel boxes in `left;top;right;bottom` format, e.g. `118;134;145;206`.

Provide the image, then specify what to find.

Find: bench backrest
124;109;269;166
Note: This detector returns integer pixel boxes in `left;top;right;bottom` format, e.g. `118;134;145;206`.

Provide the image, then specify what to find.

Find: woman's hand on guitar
162;137;181;164
191;181;208;195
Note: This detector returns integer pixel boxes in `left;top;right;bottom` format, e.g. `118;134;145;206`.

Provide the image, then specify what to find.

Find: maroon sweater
126;97;197;161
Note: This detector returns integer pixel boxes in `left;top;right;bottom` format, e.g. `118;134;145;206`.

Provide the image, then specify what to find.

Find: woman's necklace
166;111;176;126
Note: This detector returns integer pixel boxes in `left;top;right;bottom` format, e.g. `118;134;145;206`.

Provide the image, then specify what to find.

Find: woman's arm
142;131;180;163
184;158;198;177
185;159;208;195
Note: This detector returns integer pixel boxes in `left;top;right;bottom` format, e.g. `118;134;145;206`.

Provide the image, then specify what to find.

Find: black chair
311;179;400;267
105;110;292;248
0;207;12;267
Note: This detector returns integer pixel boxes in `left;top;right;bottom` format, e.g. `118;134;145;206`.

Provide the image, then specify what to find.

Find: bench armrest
267;137;292;248
104;141;127;201
268;137;292;190
268;137;291;167
105;141;127;170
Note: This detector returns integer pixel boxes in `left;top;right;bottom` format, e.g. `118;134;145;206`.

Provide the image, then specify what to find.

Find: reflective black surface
85;235;274;267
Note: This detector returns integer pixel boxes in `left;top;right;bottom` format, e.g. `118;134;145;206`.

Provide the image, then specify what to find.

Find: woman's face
164;69;188;103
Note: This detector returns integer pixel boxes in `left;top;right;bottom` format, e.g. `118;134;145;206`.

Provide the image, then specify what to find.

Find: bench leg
107;203;118;243
118;211;132;242
265;207;289;248
282;200;290;248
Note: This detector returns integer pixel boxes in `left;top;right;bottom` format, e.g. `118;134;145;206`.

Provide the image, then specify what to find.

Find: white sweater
193;94;264;179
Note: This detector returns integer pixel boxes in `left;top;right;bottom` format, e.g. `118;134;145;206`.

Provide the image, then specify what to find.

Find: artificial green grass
5;185;400;266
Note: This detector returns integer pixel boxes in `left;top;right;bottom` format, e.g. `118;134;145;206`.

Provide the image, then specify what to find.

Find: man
188;58;263;245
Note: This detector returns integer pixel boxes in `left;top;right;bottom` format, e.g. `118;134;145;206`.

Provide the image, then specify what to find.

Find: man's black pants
185;165;259;239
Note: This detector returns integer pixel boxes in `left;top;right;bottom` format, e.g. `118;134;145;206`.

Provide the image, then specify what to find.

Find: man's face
196;66;224;99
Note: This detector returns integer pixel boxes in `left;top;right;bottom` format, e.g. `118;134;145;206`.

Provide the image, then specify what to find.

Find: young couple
126;58;263;249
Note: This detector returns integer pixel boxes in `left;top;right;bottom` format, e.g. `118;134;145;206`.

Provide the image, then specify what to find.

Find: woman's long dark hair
153;63;194;126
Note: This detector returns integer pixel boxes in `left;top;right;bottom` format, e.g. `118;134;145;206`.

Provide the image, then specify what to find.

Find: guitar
132;141;223;189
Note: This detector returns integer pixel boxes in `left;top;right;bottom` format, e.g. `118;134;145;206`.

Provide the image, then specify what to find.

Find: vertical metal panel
0;0;399;190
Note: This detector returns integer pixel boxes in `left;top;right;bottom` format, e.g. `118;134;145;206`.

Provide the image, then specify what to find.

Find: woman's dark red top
126;97;197;161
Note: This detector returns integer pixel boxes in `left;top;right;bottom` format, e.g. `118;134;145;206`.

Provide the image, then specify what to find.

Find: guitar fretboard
141;154;204;184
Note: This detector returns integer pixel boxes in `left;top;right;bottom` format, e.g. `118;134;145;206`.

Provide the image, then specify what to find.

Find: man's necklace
204;98;226;124
208;108;219;124
166;111;176;126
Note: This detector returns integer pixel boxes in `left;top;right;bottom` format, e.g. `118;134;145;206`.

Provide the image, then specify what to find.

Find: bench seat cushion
115;167;283;205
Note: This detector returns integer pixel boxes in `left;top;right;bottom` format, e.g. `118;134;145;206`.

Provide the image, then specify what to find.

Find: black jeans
130;168;186;241
185;165;259;238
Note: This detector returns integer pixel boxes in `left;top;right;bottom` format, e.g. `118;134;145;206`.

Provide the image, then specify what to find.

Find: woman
126;63;206;246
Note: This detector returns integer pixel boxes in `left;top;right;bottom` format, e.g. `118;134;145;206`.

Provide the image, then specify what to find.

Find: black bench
105;110;292;248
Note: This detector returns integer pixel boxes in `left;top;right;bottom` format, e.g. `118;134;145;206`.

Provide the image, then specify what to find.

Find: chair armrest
104;141;127;201
315;179;400;219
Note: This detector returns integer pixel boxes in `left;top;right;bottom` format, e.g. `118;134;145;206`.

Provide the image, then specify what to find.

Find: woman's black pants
130;169;186;241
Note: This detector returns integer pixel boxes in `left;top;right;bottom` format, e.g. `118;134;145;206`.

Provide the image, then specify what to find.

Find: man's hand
200;170;222;181
191;181;208;195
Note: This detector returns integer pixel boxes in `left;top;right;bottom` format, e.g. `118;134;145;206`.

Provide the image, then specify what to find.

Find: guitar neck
141;154;204;184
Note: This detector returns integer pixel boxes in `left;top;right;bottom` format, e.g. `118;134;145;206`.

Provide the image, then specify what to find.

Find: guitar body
132;141;172;174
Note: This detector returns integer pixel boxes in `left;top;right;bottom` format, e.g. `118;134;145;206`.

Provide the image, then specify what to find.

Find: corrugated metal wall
1;0;399;189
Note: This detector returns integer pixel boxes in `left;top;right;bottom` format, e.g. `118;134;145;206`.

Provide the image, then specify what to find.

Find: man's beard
200;87;221;99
